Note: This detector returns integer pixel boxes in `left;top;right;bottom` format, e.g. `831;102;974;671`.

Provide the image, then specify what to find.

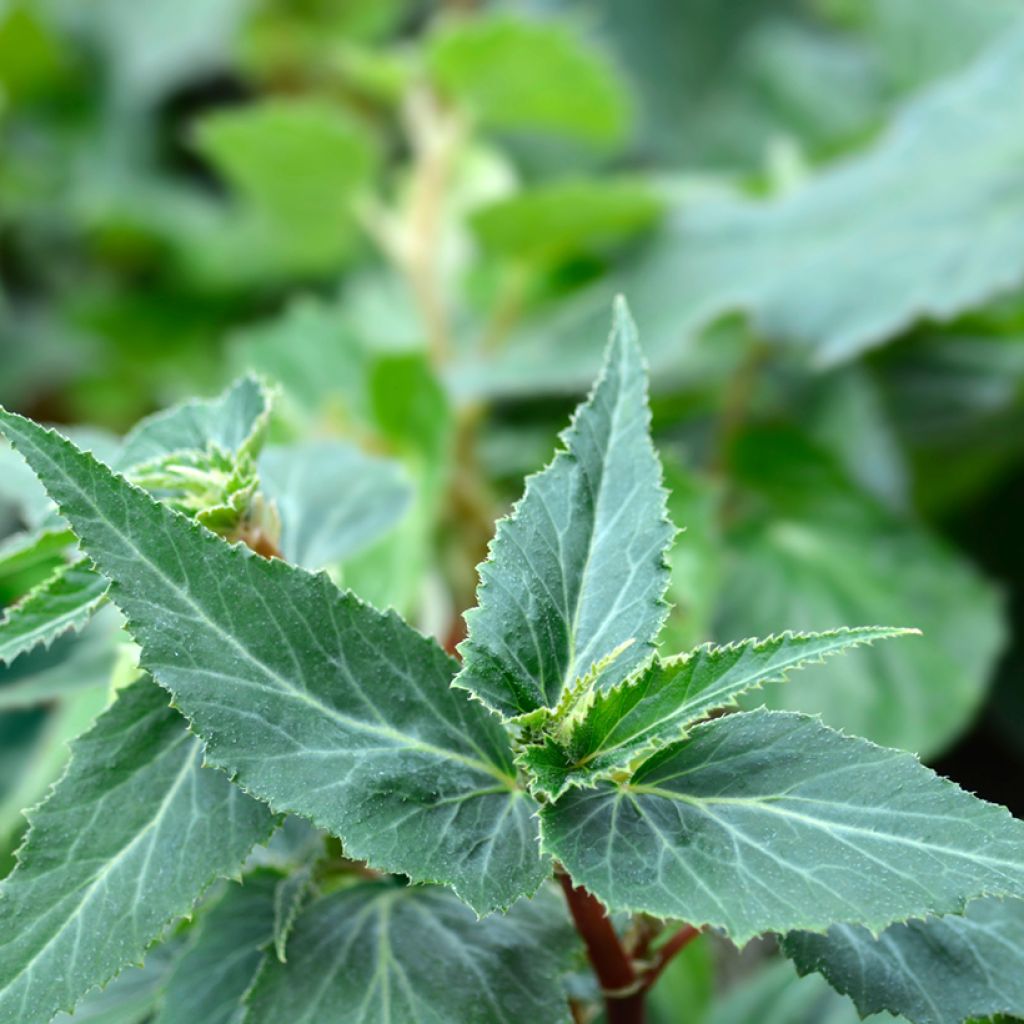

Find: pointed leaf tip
454;301;672;719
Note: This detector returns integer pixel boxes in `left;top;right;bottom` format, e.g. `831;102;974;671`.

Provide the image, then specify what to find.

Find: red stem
557;871;646;1024
641;924;701;993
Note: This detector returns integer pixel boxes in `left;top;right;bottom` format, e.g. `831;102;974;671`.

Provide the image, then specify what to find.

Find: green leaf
0;676;275;1024
647;934;714;1024
227;297;370;430
541;709;1024;945
0;378;274;669
155;873;279;1024
258;441;412;571
0;688;111;859
64;0;249;104
51;941;183;1024
705;958;895;1024
0;528;73;607
0;605;121;712
114;375;272;471
519;627;915;799
428;14;629;146
783;897;1024;1024
243;882;577;1024
0;528;74;584
0;444;54;528
479;21;1024;393
272;866;314;964
455;299;673;720
718;429;1004;757
658;456;724;653
0;560;109;667
192;98;376;275
469;179;662;263
0;409;547;915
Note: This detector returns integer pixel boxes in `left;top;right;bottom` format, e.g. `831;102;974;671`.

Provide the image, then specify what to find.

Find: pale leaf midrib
562;353;633;701
0;732;194;999
572;629;911;771
623;785;1024;873
19;430;516;790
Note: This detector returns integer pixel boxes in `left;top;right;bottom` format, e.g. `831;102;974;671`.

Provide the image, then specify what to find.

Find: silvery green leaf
519;627;915;798
541;709;1024;945
0;677;275;1024
0;605;122;711
455;299;673;720
784;897;1024;1024
243;882;577;1024
259;441;412;571
0;560;109;667
0;408;547;915
155;872;279;1024
51;940;183;1024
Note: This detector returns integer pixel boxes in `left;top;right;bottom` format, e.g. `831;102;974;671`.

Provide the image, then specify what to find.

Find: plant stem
557;870;646;1024
641;924;701;992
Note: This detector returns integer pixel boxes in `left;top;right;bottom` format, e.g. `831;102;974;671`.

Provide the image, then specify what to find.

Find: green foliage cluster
2;1;1024;1022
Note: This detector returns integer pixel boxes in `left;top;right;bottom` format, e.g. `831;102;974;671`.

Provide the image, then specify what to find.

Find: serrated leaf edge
541;708;1024;947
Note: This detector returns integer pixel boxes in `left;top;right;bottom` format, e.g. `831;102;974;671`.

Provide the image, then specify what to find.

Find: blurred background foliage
2;0;1024;1019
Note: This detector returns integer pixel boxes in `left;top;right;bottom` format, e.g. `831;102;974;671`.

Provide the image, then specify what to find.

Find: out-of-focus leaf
0;529;74;602
428;14;629;146
784;897;1024;1024
191;99;376;277
470;179;663;263
803;366;909;512
0;446;56;530
52;0;249;105
0;605;122;711
477;22;1024;393
368;352;451;463
718;428;1004;756
259;441;412;571
0;4;72;102
228;297;370;430
705;958;896;1024
876;332;1024;513
830;0;1020;93
660;456;723;651
155;873;279;1024
230;300;449;617
648;935;714;1024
